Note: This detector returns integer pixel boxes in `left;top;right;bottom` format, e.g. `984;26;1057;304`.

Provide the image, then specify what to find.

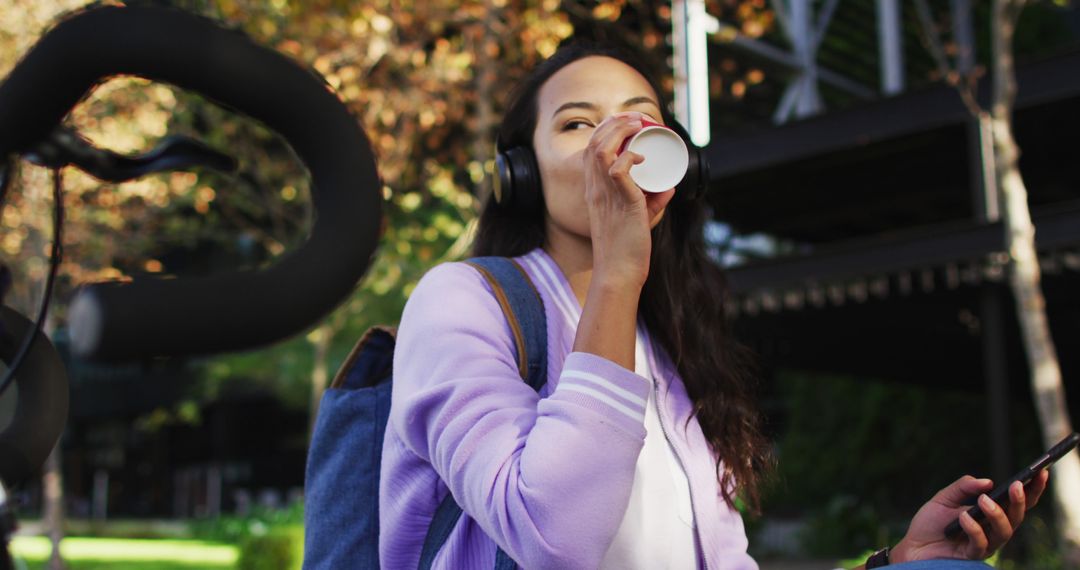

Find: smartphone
944;432;1080;539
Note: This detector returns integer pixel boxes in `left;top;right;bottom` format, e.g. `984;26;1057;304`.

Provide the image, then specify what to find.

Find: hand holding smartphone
944;432;1080;540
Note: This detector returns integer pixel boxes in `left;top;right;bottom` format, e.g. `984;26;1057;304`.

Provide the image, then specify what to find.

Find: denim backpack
303;257;547;570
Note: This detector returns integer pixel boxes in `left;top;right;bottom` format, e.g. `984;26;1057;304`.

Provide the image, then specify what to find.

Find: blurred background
1;0;1079;568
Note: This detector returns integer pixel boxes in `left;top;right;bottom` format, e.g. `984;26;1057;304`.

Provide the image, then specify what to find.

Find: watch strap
866;546;890;568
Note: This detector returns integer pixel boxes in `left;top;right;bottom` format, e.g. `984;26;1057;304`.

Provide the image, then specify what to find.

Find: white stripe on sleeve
560;370;648;407
530;252;582;322
557;384;646;424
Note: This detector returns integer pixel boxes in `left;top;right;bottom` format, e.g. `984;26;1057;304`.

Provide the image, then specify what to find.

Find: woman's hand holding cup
582;111;675;289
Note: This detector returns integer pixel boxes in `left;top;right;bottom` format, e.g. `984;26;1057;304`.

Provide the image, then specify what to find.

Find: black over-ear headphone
493;119;709;214
0;305;68;489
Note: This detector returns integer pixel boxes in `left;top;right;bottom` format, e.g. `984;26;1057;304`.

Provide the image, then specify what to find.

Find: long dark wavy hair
472;42;772;512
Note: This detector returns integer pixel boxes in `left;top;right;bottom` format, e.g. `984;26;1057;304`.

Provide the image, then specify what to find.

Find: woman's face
532;55;666;243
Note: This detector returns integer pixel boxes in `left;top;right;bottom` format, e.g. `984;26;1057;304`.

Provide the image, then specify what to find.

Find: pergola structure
671;0;921;142
675;1;1080;479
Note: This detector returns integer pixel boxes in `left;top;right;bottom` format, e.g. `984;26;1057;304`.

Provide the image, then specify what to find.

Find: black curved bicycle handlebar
0;4;382;361
26;125;239;184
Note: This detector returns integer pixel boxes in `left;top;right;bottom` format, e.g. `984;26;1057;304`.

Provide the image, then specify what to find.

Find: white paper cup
619;120;689;193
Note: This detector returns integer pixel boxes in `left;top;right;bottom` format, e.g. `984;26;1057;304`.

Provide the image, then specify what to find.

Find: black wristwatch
866;546;890;568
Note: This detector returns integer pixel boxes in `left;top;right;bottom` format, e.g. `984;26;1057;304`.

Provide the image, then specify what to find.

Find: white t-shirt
599;330;699;569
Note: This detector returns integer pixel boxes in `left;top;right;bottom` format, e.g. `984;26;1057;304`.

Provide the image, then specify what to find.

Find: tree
916;0;1080;563
199;0;775;424
177;0;577;419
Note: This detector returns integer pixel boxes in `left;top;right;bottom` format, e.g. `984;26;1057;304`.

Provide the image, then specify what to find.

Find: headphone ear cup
667;120;707;201
494;151;513;207
0;305;69;489
684;145;709;201
494;147;542;214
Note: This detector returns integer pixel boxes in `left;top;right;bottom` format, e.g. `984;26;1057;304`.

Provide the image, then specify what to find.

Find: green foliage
189;502;304;544
757;371;977;559
836;549;879;570
169;0;578;409
759;369;1055;565
198;333;319;410
64;519;192;540
188;506;303;570
764;371;994;516
1015;1;1080;60
236;526;303;570
134;399;203;433
996;514;1068;570
797;494;894;558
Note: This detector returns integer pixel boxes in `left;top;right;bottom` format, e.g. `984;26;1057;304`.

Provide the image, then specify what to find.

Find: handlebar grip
0;5;382;360
0;306;68;488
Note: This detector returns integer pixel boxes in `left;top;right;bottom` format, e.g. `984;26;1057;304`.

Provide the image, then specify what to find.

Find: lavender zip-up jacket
380;248;757;569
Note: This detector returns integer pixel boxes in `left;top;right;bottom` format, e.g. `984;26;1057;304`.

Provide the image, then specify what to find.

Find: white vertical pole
673;0;715;146
877;0;905;95
687;0;715;146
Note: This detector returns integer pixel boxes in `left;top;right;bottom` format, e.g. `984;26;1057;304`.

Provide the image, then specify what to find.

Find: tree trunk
43;445;65;570
991;0;1080;564
993;110;1080;564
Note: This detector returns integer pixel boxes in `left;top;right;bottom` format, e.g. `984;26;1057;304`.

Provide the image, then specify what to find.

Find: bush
237;525;303;570
189;502;304;544
797;494;895;558
190;502;305;568
996;514;1067;570
766;372;997;515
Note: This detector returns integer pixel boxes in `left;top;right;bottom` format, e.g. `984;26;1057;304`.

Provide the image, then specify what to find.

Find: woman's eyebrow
550;96;661;118
621;96;660;110
552;101;598;117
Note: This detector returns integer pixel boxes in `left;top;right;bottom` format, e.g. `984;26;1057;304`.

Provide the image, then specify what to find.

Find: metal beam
706;51;1080;180
725;201;1080;295
811;0;841;53
769;0;822;123
952;0;976;75
713;22;877;99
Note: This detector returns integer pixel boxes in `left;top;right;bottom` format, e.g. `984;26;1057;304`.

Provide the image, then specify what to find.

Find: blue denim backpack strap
416;257;547;570
465;257;547;392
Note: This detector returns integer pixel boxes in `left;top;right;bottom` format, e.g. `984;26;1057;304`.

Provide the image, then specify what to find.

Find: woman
379;42;1047;569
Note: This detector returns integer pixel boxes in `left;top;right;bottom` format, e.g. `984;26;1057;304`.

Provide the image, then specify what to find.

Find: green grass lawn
10;536;238;570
